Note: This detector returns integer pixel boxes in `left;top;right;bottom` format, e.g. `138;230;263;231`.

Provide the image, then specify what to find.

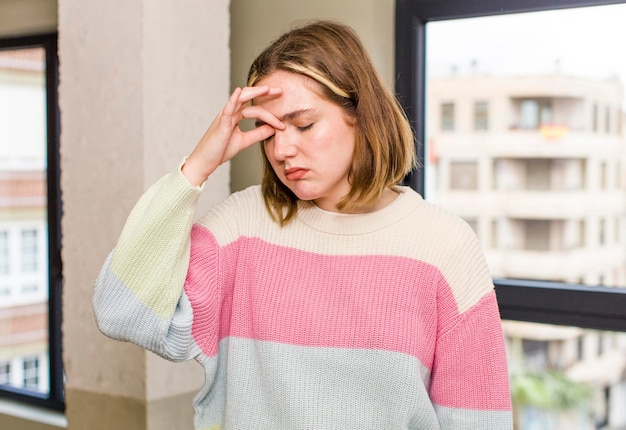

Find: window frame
395;0;626;332
473;100;489;131
0;33;64;411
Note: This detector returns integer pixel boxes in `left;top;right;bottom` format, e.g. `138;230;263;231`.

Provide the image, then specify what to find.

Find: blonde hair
248;20;416;225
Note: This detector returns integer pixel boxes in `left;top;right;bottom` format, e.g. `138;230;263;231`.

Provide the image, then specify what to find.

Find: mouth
284;167;308;181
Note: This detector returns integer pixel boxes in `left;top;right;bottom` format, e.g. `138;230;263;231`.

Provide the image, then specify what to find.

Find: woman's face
254;70;356;212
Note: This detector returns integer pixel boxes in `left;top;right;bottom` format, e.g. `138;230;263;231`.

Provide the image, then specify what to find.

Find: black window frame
0;33;64;411
396;0;626;332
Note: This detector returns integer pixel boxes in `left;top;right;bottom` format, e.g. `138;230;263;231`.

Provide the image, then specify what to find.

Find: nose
272;130;297;161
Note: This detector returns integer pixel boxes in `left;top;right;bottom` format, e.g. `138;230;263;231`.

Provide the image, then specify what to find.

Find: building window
0;33;62;410
463;217;479;236
491;219;499;249
579;220;586;248
21;284;39;294
522;339;549;370
599;218;607;246
600;162;608;189
397;1;626;428
520;100;538;129
0;362;10;385
0;230;8;274
22;356;39;391
519;99;552;129
21;229;38;273
441;102;455;131
450;161;478;190
474;101;489;130
525;159;551;190
525;220;550;251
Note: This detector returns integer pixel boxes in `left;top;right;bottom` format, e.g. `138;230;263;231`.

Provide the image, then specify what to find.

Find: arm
431;289;513;429
92;86;284;360
93;167;203;360
429;223;513;429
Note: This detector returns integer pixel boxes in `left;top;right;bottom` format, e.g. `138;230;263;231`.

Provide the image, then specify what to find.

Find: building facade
427;73;626;429
0;47;49;395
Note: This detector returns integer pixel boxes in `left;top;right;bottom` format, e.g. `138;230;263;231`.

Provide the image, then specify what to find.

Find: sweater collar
296;186;423;235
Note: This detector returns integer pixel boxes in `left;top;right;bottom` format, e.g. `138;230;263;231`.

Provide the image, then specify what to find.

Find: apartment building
426;73;626;429
0;47;50;395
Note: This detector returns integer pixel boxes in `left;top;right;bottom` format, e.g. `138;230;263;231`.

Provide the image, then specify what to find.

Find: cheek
263;142;275;163
263;143;282;174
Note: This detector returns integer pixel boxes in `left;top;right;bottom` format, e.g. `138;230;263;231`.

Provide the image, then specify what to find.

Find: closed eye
297;123;314;132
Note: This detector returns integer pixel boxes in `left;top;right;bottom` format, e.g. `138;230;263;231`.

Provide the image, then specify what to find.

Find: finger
222;87;243;117
239;86;282;104
241;124;276;146
242;106;285;130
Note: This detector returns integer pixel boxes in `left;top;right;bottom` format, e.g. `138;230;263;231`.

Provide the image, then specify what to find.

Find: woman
94;20;513;429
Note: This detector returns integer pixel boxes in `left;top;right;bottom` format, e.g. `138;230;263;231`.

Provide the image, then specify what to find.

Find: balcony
436;189;624;219
486;245;624;280
432;130;622;159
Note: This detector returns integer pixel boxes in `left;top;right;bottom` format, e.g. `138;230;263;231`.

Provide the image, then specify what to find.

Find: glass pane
504;320;626;429
0;47;49;395
425;5;626;429
425;4;626;288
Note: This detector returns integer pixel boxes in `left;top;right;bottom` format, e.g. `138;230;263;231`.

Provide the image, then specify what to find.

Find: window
525;159;550;190
21;229;38;273
450;161;478;190
519;99;552;129
521;339;549;369
599;218;607;246
0;231;8;274
0;362;10;385
20;284;39;294
0;33;62;410
440;102;454;131
396;0;626;323
473;101;489;130
396;1;626;428
463;217;478;236
525;220;550;251
22;357;40;392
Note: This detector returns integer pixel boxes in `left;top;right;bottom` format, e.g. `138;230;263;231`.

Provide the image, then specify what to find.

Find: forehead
253;71;326;111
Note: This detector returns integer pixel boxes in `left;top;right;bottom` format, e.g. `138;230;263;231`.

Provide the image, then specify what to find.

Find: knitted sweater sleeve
429;216;513;428
92;166;204;361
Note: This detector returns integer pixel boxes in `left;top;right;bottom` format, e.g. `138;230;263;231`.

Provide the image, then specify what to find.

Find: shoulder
394;187;492;308
204;185;264;217
395;186;477;241
194;185;272;242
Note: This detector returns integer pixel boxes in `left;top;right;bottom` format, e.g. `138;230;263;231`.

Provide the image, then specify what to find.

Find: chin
287;187;321;203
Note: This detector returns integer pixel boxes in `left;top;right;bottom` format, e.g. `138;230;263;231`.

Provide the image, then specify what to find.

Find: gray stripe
93;252;199;361
194;338;441;430
434;404;513;429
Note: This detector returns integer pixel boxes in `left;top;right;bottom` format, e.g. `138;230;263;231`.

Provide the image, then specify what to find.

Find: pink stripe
185;229;509;416
185;232;444;367
184;226;224;357
430;292;512;411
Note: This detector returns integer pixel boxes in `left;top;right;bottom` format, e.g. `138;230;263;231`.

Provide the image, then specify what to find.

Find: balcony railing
431;130;622;159
436;189;624;219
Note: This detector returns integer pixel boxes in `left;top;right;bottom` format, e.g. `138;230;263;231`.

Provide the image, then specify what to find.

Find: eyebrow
254;108;315;128
280;108;315;121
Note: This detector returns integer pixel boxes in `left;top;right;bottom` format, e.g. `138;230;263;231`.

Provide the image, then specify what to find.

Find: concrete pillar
58;1;230;429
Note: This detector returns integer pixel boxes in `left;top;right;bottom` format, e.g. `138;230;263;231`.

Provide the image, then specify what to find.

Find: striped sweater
93;166;513;429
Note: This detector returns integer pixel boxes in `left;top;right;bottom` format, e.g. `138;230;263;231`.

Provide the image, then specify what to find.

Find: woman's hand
182;86;284;186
